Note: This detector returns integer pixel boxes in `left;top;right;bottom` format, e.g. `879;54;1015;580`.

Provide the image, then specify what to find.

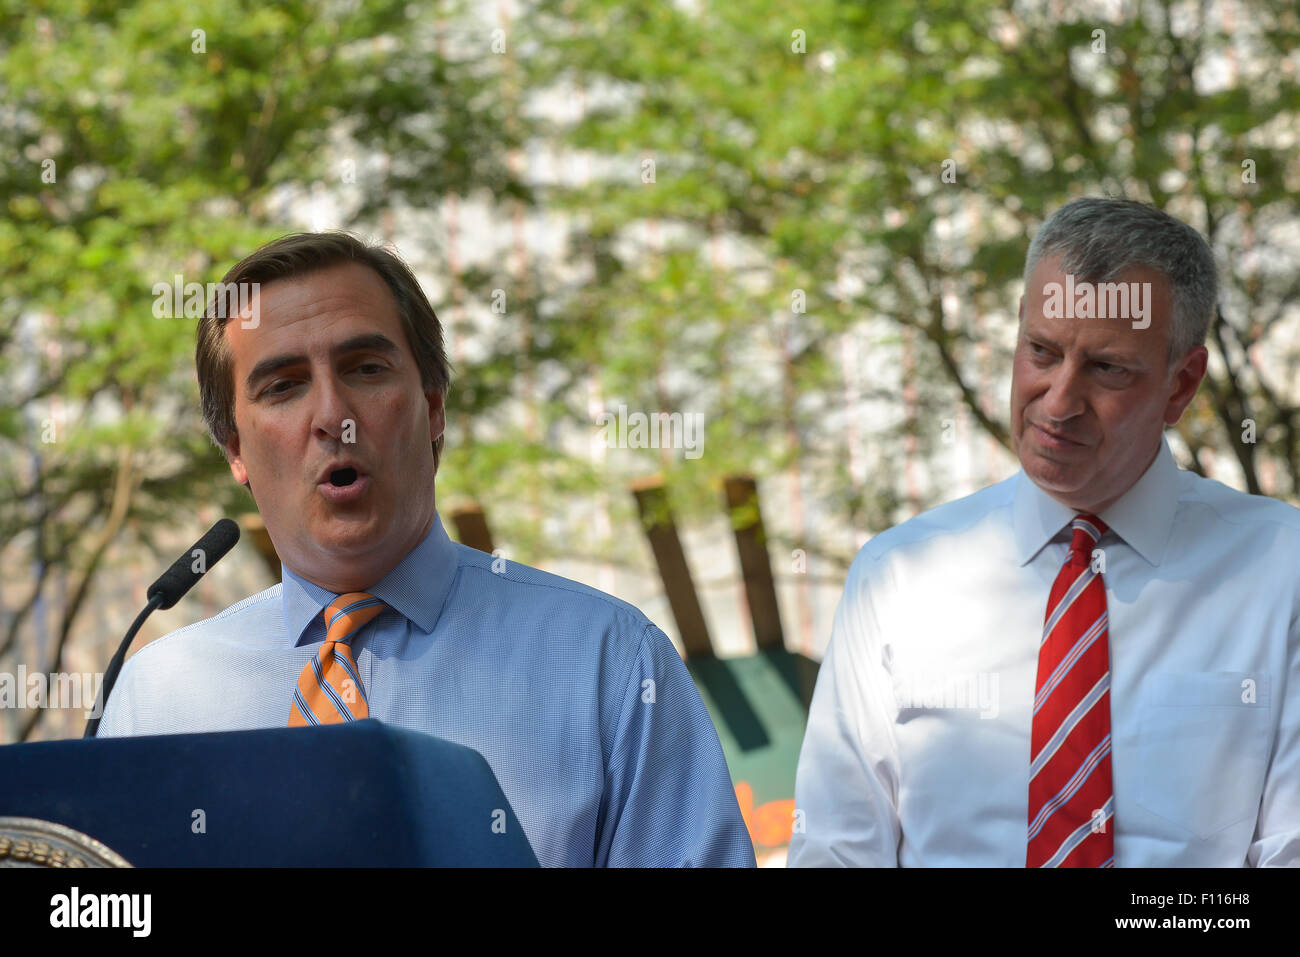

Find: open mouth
329;467;359;487
316;462;369;501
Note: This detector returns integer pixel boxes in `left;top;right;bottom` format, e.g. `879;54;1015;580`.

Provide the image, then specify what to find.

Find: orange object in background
734;781;796;847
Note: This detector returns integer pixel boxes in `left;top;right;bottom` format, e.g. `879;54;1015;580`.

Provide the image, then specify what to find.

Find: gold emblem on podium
0;817;132;868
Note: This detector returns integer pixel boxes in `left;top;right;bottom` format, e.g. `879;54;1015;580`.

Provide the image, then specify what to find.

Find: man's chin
312;522;383;552
1022;454;1092;499
291;507;382;548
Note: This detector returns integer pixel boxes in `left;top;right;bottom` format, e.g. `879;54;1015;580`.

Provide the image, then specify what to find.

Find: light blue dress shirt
99;512;756;868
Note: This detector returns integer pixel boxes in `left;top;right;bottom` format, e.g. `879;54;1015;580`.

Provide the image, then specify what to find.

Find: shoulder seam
456;556;647;629
605;620;654;769
1176;484;1300;533
858;497;1015;568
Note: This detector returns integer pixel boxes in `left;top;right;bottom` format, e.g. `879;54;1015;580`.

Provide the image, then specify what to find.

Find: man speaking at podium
98;232;755;868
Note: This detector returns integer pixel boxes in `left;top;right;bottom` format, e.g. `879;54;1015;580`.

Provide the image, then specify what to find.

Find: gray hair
1023;198;1218;362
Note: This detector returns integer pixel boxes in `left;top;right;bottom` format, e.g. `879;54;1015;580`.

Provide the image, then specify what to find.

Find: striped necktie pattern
288;592;386;726
1027;514;1115;867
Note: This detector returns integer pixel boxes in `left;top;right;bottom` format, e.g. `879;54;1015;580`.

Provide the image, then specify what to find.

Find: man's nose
309;372;356;442
1039;363;1087;423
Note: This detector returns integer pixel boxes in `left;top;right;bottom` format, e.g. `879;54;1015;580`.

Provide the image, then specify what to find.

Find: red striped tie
288;592;385;726
1027;514;1115;868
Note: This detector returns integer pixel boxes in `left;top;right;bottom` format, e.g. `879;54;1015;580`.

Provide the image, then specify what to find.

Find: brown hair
196;232;451;473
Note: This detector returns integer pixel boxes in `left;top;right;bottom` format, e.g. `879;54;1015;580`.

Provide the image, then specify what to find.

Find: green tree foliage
520;0;1300;535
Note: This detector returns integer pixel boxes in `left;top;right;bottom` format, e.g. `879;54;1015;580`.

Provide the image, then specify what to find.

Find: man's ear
225;430;250;487
1164;345;1209;426
427;388;446;444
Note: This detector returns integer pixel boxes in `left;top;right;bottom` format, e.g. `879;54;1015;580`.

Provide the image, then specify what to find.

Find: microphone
147;518;241;609
84;518;241;737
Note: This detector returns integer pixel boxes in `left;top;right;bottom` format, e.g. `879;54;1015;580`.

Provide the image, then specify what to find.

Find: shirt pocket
1135;672;1271;840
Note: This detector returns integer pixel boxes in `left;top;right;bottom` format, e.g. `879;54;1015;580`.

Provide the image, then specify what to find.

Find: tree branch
19;444;136;741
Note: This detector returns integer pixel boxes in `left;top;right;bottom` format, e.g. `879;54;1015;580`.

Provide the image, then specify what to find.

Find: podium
0;720;538;866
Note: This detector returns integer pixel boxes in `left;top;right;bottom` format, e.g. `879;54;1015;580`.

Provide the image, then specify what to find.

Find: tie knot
322;592;387;645
1068;513;1107;560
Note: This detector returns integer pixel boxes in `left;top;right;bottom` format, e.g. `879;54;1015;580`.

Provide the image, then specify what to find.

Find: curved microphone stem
83;591;165;739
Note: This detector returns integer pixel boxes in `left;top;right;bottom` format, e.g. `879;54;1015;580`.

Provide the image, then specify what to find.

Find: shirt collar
1013;434;1181;567
280;510;460;646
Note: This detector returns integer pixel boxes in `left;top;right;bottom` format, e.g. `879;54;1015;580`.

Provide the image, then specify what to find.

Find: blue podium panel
0;720;538;866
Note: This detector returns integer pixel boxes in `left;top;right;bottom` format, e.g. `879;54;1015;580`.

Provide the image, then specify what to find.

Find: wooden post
450;503;495;554
630;476;714;659
723;475;785;651
239;513;281;583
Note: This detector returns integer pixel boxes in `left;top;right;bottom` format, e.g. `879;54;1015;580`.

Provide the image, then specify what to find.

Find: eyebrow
245;333;402;394
1025;334;1144;368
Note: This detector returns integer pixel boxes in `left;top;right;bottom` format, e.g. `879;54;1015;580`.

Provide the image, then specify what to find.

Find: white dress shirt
788;436;1300;866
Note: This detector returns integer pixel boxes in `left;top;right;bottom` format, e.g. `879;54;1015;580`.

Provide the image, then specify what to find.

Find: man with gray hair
790;198;1300;866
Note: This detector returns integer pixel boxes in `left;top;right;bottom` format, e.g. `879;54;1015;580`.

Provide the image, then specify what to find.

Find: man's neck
1049;439;1162;517
292;509;437;595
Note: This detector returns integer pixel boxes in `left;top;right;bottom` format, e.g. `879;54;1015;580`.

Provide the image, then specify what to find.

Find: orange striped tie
288;592;386;726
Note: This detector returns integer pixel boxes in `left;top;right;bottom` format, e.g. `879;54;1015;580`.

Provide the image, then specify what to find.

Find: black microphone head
147;518;242;610
205;517;242;553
